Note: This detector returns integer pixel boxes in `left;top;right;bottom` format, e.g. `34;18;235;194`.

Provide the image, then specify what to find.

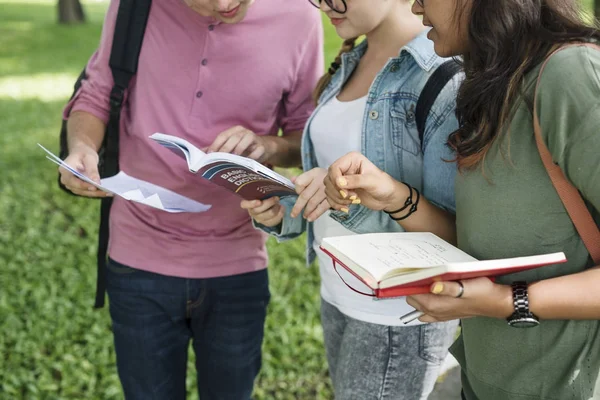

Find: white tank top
310;95;418;326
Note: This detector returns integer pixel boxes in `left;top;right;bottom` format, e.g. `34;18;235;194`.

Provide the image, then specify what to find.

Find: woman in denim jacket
242;0;462;398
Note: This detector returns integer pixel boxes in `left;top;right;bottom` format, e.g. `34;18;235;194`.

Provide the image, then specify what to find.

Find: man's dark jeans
106;258;270;400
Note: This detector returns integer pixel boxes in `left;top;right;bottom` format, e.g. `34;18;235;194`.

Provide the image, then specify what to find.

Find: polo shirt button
369;111;379;120
201;59;208;66
196;91;203;98
208;25;215;31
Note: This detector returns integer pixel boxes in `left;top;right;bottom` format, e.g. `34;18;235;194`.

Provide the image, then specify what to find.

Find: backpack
415;59;462;152
58;0;152;308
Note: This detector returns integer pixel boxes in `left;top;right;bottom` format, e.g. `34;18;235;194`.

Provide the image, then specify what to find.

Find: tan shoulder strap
533;43;600;265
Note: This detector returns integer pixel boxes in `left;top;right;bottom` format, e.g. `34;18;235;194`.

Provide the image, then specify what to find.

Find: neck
364;4;426;59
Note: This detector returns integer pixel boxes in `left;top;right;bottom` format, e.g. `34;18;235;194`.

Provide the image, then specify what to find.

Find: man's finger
61;173;97;192
232;132;256;156
81;153;101;183
241;199;262;210
69;187;111;198
251;196;280;214
261;206;285;227
214;134;244;155
246;146;266;162
207;126;242;153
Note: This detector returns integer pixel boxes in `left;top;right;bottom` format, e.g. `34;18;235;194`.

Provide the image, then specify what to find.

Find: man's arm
262;130;302;168
67;111;106;154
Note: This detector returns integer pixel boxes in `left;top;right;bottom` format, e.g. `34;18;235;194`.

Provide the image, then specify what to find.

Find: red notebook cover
320;247;566;299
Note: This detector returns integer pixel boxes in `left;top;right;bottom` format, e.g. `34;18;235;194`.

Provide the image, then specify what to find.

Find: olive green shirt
452;46;600;400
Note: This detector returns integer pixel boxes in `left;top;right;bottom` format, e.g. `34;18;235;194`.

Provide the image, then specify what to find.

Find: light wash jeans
321;298;458;400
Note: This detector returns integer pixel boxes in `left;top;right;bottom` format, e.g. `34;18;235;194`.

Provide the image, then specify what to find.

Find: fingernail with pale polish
339;190;348;199
432;283;444;294
338;177;347;187
352;198;361;205
341;207;349;213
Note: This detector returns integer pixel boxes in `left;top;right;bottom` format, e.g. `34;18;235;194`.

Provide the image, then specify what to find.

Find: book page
321;232;476;282
38;144;211;213
149;133;205;171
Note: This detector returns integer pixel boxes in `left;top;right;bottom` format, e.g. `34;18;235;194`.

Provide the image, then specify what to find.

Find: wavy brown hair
449;0;600;170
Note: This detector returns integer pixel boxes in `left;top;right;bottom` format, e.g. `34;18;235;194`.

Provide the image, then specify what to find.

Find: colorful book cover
198;162;297;200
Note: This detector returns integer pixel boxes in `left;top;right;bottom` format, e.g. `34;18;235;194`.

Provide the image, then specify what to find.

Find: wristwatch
506;281;540;328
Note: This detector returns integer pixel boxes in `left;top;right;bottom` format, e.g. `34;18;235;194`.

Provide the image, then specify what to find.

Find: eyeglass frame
414;0;424;7
307;0;348;14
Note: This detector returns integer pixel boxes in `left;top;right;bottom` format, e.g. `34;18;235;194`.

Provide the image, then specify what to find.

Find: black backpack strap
94;0;152;308
415;59;462;152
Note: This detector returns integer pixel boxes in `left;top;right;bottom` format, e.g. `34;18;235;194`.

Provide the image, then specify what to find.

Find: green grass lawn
0;1;342;399
0;1;596;399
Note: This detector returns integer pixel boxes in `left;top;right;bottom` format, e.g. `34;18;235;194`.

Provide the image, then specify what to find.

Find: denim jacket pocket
390;106;420;156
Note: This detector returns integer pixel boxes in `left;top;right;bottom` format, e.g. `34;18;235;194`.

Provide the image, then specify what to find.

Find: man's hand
290;168;332;222
241;197;284;227
59;144;110;198
207;126;276;163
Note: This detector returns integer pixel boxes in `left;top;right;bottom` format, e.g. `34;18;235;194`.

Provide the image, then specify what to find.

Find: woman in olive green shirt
322;0;600;399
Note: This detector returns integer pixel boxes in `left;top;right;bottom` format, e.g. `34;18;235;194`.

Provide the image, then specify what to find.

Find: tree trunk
596;0;600;19
58;0;86;24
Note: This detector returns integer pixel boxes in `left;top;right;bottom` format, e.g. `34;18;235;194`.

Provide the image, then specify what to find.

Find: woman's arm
324;151;457;244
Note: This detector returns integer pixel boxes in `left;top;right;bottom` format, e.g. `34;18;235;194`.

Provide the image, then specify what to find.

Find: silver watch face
509;317;540;328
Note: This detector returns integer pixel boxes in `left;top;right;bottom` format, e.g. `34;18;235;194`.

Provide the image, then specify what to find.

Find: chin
335;26;359;41
214;3;250;24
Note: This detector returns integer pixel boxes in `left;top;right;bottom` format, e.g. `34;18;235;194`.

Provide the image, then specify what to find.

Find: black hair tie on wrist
390;187;420;221
384;182;414;215
383;183;421;221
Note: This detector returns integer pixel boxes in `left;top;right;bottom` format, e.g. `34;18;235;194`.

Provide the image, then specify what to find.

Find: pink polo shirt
65;0;323;278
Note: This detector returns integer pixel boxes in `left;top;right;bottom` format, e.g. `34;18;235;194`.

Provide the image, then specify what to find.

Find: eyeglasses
308;0;347;14
414;0;424;7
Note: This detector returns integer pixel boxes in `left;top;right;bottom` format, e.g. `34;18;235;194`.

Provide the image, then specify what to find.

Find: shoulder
538;44;600;97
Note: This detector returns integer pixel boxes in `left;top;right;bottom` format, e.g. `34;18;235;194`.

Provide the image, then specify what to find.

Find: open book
150;133;297;201
38;144;211;213
320;232;567;298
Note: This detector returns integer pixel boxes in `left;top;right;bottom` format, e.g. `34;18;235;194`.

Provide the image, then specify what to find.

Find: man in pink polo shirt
58;0;323;398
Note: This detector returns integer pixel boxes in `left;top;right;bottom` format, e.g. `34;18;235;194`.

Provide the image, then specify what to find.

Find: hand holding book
242;167;335;226
404;277;514;324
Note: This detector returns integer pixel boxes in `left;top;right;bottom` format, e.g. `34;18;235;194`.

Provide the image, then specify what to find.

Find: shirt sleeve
278;14;324;134
251;196;307;241
62;0;119;124
421;73;462;213
536;45;600;214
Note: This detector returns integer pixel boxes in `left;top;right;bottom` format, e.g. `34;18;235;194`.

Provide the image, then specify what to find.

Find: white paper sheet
38;144;211;213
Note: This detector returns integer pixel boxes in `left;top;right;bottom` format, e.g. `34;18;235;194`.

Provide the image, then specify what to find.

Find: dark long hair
449;0;600;170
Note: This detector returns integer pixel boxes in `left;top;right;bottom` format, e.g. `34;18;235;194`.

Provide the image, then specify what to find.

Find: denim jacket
256;31;462;265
